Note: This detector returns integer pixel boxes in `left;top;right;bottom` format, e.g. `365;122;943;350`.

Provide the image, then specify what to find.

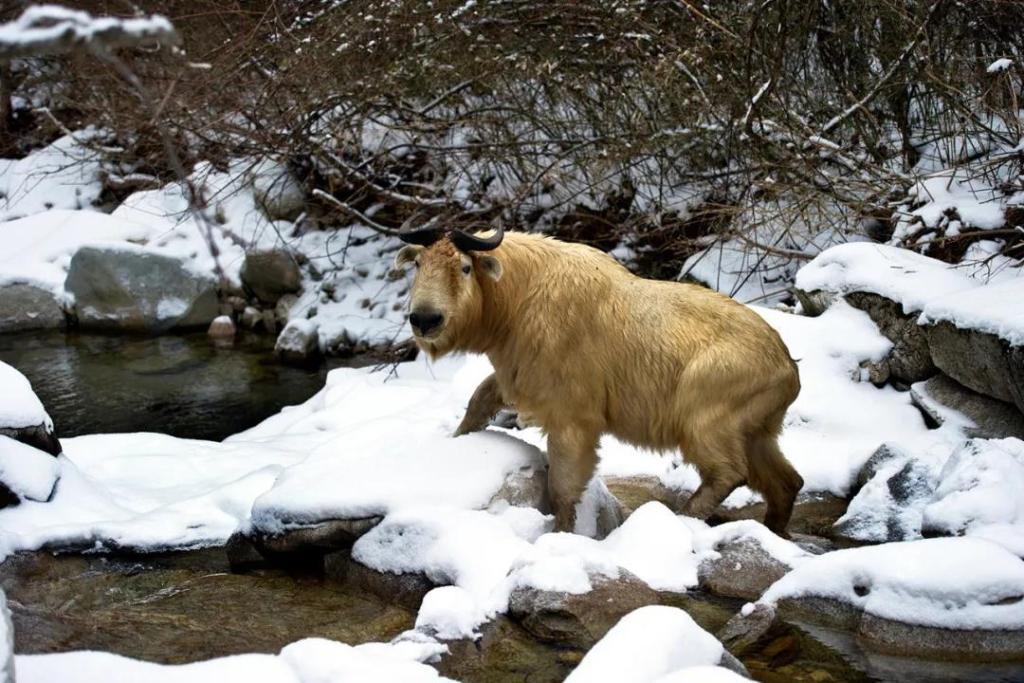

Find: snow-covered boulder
761;537;1024;660
0;132;104;221
0;281;64;332
250;159;306;222
0;436;60;507
65;245;219;333
0;588;11;683
275;318;320;363
0;360;60;456
564;606;747;682
240;249;301;304
911;374;1024;440
921;438;1024;555
921;277;1024;413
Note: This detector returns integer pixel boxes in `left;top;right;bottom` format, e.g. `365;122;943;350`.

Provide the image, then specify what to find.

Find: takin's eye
461;263;472;276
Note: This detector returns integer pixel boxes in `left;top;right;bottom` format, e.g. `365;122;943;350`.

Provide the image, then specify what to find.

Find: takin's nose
409;308;445;336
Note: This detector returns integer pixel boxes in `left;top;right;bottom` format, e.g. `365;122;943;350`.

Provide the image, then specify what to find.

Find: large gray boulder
0;282;64;332
240;249;301;304
65;246;218;333
925;321;1024;414
698;539;792;601
911;374;1024;439
844;291;935;384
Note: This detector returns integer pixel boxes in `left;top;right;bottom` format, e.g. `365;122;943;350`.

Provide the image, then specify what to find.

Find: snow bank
564;606;727;683
16;637;452;683
0;360;52;430
0;133;104;221
762;537;1024;630
795;242;975;314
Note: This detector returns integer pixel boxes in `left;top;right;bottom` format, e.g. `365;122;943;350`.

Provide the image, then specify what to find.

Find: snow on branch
0;4;179;60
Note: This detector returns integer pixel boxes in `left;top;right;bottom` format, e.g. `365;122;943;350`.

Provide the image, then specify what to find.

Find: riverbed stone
698;539;791;601
207;315;236;340
835;447;934;543
911;374;1024;439
65;246;219;333
845;291;935;384
718;603;779;656
326;555;437;611
925;320;1024;414
250;516;382;557
0;282;64;332
602;475;680;517
0;421;61;457
487;462;550;512
508;570;659;649
240;249;301;304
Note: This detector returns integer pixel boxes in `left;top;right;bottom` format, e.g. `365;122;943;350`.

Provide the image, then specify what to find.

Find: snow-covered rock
16;636;453;683
695;520;811;600
761;537;1024;660
274;318;320;363
250;159;306;222
0;360;60;456
910;374;1024;440
922;438;1024;555
0;436;59;506
65;245;219;333
564;605;744;683
0;132;104;221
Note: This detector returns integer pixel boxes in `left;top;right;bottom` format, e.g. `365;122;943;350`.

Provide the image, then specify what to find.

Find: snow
0;133;104;221
987;58;1013;74
920;276;1024;345
907;173;1005;233
0;6;174;55
563;606;726;683
0;436;59;502
761;537;1024;630
653;667;748;683
16;637;453;683
795;242;976;314
693;519;812;569
0;360;52;430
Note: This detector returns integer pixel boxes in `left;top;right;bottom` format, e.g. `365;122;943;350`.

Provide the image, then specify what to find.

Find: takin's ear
477;254;503;281
394;245;423;269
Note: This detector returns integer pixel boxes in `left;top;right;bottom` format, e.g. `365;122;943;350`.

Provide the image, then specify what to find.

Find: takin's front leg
454;373;508;436
546;426;600;533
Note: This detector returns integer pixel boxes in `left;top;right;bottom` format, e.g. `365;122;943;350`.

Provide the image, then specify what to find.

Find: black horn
450;225;505;252
399;224;446;246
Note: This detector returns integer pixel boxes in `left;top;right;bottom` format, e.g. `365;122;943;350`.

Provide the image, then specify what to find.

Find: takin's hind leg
746;432;803;538
546;426;600;533
454;373;507;436
679;431;748;521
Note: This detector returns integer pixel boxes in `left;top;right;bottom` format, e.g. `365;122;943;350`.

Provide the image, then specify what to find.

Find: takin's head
394;225;504;357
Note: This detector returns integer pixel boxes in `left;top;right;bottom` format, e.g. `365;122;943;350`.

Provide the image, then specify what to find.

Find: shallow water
0;330;371;441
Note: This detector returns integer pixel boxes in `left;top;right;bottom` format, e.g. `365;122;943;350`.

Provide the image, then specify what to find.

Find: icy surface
16;637;452;683
761;537;1024;630
564;606;726;683
0;360;52;430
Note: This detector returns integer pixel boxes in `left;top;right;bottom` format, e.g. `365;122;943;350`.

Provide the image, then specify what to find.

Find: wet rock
65;246;218;333
437;615;579;683
206;315;235;340
0;421;60;457
251;160;306;222
0;588;12;683
776;596;864;630
926;320;1024;414
718;603;779;656
0;282;64;332
250;516;381;557
275;319;320;364
274;293;298;323
260;309;278;335
793;288;835;317
326;554;437;611
603;475;681;517
240;249;301;304
714;493;850;539
487;462;550;512
508;570;659;649
842;292;935;384
698;539;790;601
224;531;265;571
911;374;1024;439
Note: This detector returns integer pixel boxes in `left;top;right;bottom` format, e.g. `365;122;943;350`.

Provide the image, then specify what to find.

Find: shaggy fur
398;232;804;535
